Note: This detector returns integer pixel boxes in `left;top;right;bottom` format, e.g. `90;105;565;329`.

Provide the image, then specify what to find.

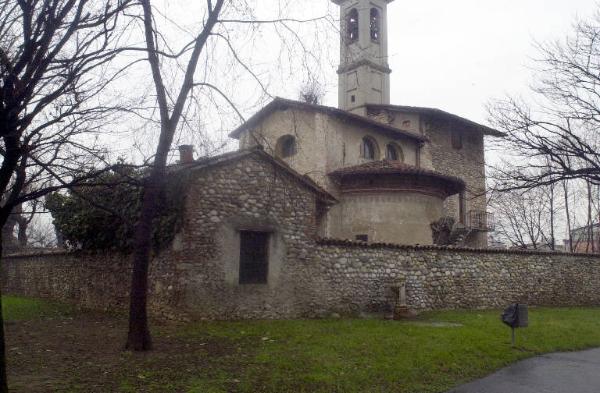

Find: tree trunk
14;205;27;248
0;232;8;393
592;185;596;254
126;0;225;351
588;181;593;253
16;218;27;248
563;181;573;252
549;184;555;250
124;174;163;351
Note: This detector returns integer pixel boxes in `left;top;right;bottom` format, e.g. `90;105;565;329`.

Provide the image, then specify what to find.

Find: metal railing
466;210;495;232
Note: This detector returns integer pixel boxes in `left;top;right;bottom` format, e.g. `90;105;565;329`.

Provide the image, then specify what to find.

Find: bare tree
492;187;556;250
563;180;574;252
299;78;325;105
586;181;595;252
549;182;556;250
0;1;132;391
488;10;600;191
26;211;56;248
1;203;27;251
126;0;334;350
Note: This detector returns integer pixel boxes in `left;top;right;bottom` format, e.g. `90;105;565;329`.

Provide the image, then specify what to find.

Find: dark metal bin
501;303;528;345
517;304;528;328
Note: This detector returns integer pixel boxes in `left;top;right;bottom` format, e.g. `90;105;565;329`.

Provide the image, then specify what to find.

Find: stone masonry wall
424;117;488;247
4;240;600;320
168;153;328;319
1;153;330;320
314;240;600;314
1;251;182;318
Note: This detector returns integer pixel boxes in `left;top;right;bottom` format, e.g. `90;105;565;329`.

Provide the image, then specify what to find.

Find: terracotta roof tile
328;160;466;187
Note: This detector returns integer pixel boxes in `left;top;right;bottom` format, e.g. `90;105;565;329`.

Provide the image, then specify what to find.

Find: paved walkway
448;348;600;393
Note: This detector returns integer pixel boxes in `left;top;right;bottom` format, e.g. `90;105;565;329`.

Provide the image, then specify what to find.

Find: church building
229;0;502;247
11;1;600;323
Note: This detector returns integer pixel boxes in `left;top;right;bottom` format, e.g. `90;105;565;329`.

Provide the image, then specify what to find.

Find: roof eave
329;171;465;197
176;146;338;203
364;103;506;138
228;98;429;143
329;170;465;190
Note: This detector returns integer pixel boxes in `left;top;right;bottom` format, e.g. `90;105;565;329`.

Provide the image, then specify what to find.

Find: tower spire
333;0;393;112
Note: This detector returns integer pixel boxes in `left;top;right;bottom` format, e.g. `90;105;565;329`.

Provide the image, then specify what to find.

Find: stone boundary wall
3;241;600;320
315;239;600;313
0;251;183;319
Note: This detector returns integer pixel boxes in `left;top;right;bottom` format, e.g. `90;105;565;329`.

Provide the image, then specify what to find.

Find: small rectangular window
451;131;463;150
459;192;466;224
239;231;269;284
356;234;369;242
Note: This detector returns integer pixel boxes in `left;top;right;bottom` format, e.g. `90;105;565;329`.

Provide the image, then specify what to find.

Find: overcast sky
319;0;600;125
114;0;600;157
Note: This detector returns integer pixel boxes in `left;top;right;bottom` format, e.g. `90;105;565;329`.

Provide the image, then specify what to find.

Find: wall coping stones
3;249;128;260
316;237;600;258
4;250;72;259
6;238;600;260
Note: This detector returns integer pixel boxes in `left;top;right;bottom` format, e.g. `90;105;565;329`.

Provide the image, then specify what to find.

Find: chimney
178;145;194;164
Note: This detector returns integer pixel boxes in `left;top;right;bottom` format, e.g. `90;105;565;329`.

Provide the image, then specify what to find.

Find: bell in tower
333;0;393;113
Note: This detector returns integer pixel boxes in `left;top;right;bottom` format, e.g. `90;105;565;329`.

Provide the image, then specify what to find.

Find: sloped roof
172;146;337;203
228;97;429;143
365;104;506;137
329;159;465;191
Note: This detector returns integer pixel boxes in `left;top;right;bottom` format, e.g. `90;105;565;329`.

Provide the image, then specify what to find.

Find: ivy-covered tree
46;167;189;253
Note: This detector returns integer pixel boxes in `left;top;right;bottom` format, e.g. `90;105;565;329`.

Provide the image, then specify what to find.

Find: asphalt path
448;348;600;393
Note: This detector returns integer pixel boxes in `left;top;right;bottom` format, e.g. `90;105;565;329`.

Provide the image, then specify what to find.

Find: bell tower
333;0;393;112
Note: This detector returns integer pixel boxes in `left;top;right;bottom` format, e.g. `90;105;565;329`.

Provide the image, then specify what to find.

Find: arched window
370;8;380;42
361;137;378;160
385;143;404;161
275;135;297;158
347;8;359;43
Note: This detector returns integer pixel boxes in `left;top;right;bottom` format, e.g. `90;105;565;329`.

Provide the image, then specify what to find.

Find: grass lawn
3;296;73;321
4;296;600;393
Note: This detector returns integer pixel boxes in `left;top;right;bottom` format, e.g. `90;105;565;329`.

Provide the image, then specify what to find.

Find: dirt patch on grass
6;312;247;393
10;304;600;393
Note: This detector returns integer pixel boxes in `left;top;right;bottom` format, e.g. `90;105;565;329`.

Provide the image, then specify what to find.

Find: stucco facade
238;106;421;194
364;105;495;247
332;192;443;244
232;99;458;245
230;96;497;246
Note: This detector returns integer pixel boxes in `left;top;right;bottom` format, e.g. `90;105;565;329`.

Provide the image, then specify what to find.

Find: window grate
239;231;269;284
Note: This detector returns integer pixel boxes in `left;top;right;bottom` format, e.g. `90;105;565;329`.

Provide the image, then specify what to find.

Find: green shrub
46;166;189;252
